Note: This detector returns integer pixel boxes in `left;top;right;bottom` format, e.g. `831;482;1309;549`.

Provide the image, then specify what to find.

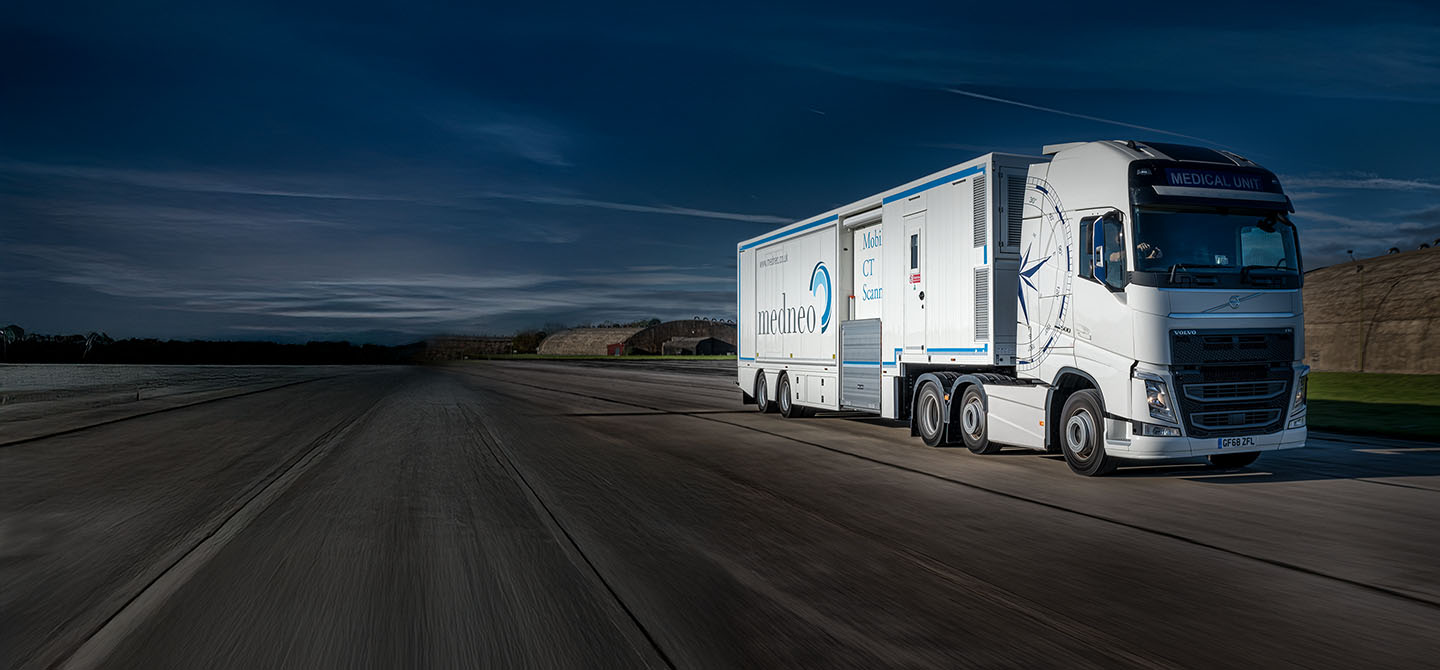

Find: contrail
943;88;1227;148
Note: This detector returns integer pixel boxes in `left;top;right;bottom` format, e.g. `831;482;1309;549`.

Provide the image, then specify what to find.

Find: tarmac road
3;361;1438;669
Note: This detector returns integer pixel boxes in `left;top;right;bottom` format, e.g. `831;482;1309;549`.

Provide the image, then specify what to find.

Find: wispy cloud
1292;210;1440;266
1404;206;1440;224
0;159;405;201
2;158;791;226
942;88;1224;147
6;243;739;333
729;17;1440;103
1282;174;1440;192
442;119;572;167
474;191;793;224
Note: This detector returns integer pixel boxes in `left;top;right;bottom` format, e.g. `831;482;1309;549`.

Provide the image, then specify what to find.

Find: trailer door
903;214;926;350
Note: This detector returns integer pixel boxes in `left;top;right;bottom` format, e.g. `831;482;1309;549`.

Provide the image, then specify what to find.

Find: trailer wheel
959;386;1000;454
915;382;946;447
1060;390;1117;476
1209;451;1260;469
778;374;803;419
754;373;774;414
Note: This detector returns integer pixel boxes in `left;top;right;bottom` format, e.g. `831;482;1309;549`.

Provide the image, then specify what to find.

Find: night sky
4;1;1438;342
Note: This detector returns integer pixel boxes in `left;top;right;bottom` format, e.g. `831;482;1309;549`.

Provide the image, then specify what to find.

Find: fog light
1288;415;1306;429
1142;423;1181;437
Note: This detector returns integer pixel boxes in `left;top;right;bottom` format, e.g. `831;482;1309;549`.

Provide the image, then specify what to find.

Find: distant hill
1304;246;1440;374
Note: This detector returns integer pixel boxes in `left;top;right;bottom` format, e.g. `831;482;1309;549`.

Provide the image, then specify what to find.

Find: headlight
1145;379;1175;423
1292;373;1308;415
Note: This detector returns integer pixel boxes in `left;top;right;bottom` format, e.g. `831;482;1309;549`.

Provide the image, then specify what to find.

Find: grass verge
1307;372;1440;442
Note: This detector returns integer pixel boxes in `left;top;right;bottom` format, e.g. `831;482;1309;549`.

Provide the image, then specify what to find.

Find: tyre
754;373;774;414
915;382;946;447
1060;390;1117;476
959;386;1001;454
778;374;803;418
1209;451;1260;469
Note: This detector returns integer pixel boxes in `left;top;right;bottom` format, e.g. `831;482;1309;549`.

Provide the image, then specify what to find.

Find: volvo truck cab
1018;140;1306;473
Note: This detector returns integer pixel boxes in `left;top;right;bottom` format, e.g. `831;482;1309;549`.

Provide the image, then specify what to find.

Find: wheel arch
910;372;961;438
753;368;773;401
1046;367;1102;452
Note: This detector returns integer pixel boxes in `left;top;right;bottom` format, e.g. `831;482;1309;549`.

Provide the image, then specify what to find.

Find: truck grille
1190;409;1283;431
1171;330;1293;438
1181;380;1287;402
1174;368;1291;437
1171;328;1293;365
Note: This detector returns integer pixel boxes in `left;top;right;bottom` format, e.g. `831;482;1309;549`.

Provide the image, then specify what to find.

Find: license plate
1218;436;1257;449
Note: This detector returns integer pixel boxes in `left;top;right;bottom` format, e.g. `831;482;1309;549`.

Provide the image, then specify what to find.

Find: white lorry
736;140;1308;476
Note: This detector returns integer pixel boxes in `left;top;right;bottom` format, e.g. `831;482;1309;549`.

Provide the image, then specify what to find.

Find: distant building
536;327;646;356
422;336;513;360
661;336;736;356
624;319;737;355
538;320;738;356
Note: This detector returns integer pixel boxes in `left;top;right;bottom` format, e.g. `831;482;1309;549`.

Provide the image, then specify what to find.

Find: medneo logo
756;261;831;335
810;261;831;333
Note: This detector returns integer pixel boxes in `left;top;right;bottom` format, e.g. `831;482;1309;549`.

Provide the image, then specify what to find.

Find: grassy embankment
1308;372;1440;441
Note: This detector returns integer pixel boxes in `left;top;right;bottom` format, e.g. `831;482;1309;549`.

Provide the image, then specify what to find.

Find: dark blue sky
4;1;1438;342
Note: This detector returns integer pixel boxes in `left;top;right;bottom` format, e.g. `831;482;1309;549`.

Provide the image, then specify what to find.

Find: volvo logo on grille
1203;292;1262;314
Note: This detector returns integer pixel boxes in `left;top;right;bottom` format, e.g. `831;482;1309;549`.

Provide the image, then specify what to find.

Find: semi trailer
736;140;1308;476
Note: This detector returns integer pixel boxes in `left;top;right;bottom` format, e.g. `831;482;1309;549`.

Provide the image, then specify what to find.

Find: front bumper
1106;425;1306;460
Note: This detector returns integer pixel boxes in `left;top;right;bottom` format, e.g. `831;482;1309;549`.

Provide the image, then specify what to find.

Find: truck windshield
1132;209;1301;275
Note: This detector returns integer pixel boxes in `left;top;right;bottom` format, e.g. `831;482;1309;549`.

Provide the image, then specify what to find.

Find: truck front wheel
960;386;1001;454
1060;390;1117;476
754;373;774;414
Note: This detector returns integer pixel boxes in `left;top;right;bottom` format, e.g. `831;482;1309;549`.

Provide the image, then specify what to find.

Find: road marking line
0;375;343;448
463;405;676;670
56;402;378;670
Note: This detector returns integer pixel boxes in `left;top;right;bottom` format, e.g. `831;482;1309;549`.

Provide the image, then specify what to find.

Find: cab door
1073;214;1134;378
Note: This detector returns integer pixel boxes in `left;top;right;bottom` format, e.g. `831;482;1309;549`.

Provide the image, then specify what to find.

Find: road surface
3;361;1438;669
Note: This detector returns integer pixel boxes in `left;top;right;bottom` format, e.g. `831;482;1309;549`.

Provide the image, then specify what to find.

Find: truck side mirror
1092;221;1107;284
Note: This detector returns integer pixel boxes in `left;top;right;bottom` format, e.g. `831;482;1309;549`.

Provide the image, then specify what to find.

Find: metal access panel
840;318;882;411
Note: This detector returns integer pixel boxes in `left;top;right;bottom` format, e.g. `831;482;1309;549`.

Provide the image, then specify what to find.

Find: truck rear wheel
778;374;804;418
960;386;1000;454
754;373;774;414
915;382;946;447
1209;451;1260;469
1060;390;1117;476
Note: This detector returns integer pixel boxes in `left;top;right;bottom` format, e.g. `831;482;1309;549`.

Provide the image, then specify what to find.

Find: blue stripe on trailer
738;214;839;251
882;165;986;205
929;344;990;354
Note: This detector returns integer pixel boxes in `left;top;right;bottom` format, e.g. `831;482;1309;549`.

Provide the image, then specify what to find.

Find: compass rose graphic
1017;246;1049;323
1016;176;1073;372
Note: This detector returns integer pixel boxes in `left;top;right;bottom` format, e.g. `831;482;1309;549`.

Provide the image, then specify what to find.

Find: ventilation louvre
1005;176;1025;247
972;175;987;247
974;268;990;341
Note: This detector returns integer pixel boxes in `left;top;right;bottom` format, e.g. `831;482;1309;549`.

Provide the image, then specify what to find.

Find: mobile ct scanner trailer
736;140;1310;476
